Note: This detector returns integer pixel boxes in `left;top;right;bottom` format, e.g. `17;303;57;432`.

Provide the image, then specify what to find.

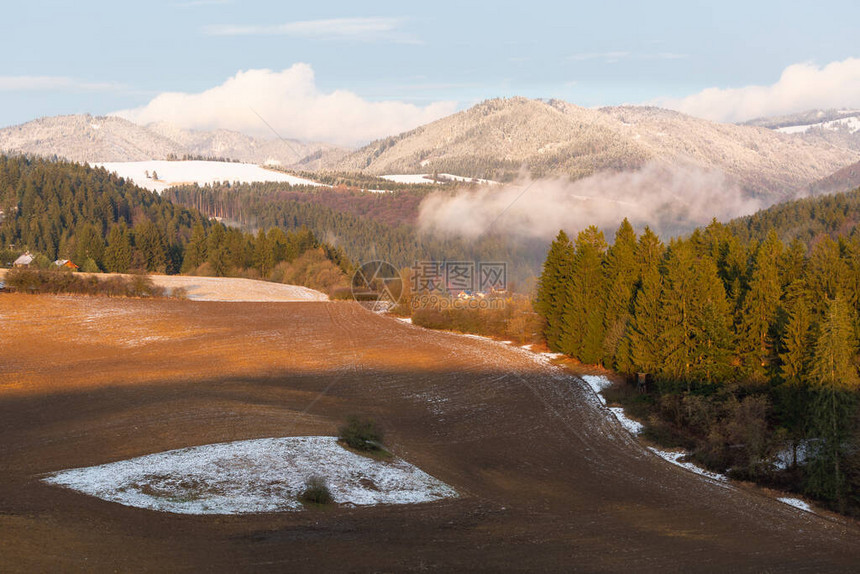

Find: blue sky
3;0;860;144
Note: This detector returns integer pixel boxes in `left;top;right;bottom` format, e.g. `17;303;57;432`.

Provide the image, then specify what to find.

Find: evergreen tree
103;223;132;273
629;266;664;375
133;221;168;273
602;219;638;369
805;295;859;505
182;222;208;273
737;230;784;380
660;241;732;387
535;230;575;352
561;226;606;363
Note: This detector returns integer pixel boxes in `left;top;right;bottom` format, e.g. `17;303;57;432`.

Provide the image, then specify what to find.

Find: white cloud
0;76;124;92
111;64;458;147
657;58;860;123
204;17;418;43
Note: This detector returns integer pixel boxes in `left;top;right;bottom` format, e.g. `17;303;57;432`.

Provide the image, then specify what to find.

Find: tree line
164;182;549;285
0;156;349;293
536;216;860;513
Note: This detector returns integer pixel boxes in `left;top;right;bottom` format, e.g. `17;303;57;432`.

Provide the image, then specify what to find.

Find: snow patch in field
581;375;612;405
93;160;324;193
648;447;728;484
778;497;813;513
43;436;456;515
610;407;644;434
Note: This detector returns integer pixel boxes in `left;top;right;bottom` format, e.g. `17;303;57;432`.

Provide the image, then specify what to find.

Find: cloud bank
658;58;860;123
418;163;762;241
112;64;457;147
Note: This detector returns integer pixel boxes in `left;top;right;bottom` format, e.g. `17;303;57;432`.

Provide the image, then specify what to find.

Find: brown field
1;294;860;572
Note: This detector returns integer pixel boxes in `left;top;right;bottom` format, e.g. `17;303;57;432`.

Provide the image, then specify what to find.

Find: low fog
417;162;765;241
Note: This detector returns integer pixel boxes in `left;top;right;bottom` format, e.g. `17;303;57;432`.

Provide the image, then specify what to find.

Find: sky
2;0;860;146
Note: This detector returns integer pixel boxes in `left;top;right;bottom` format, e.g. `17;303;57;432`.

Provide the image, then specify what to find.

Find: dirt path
1;295;858;572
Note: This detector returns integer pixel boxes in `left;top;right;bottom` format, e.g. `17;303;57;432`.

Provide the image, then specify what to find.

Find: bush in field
338;416;384;451
5;268;170;298
298;476;333;505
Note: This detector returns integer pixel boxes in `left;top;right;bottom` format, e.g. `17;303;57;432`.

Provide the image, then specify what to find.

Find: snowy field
148;275;327;302
93;160;324;193
776;115;860;135
381;173;499;185
43;436;457;515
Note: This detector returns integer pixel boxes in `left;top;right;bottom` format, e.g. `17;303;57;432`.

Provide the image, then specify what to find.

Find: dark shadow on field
2;367;860;573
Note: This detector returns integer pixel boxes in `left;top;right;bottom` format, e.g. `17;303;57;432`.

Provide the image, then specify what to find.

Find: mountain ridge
0;114;346;167
334;97;860;198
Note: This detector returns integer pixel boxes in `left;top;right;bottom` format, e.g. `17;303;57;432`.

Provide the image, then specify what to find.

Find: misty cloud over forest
417;163;765;241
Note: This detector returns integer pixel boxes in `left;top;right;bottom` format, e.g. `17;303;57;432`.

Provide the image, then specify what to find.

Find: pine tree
535;230;575;352
805;295;859;505
133;221;168;273
659;241;732;387
253;228;275;278
561;226;606;363
103;223;132;273
602;219;638;369
629;266;664;375
182;222;208;273
737;230;784;380
780;281;813;384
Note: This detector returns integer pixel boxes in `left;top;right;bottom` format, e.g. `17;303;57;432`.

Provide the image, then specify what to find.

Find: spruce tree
602;219;638;369
561;226;606;363
535;230;575;352
103;223;132;273
629;266;664;375
737;230;784;380
806;295;859;505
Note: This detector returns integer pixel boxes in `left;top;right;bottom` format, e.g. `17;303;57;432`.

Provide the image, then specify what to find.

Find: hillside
807;159;860;196
727;184;860;245
0;114;344;166
744;108;860;153
335;97;859;198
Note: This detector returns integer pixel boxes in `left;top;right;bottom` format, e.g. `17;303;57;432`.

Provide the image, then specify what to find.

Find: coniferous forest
0;156;351;294
536;208;860;514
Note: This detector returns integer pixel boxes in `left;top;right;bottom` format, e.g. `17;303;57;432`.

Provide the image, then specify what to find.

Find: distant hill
728;184;860;246
807;159;860;196
0;114;346;167
744;108;860;152
334;97;859;198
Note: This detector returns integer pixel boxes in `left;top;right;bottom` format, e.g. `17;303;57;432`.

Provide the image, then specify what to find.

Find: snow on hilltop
0;114;345;166
43;436;457;514
93;160;324;193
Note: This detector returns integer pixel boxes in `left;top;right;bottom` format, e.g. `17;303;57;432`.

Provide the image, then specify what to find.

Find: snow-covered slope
93;160;323;192
0;114;345;166
336;98;859;197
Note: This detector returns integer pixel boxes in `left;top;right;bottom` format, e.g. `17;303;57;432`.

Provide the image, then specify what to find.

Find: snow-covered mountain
335;97;860;198
0;114;347;167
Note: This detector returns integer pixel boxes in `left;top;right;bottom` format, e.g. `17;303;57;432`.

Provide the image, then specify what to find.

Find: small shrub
171;286;189;300
338;415;384;452
298;476;333;505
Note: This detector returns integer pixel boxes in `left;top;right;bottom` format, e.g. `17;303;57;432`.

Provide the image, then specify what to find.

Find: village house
13;252;33;268
54;259;79;271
